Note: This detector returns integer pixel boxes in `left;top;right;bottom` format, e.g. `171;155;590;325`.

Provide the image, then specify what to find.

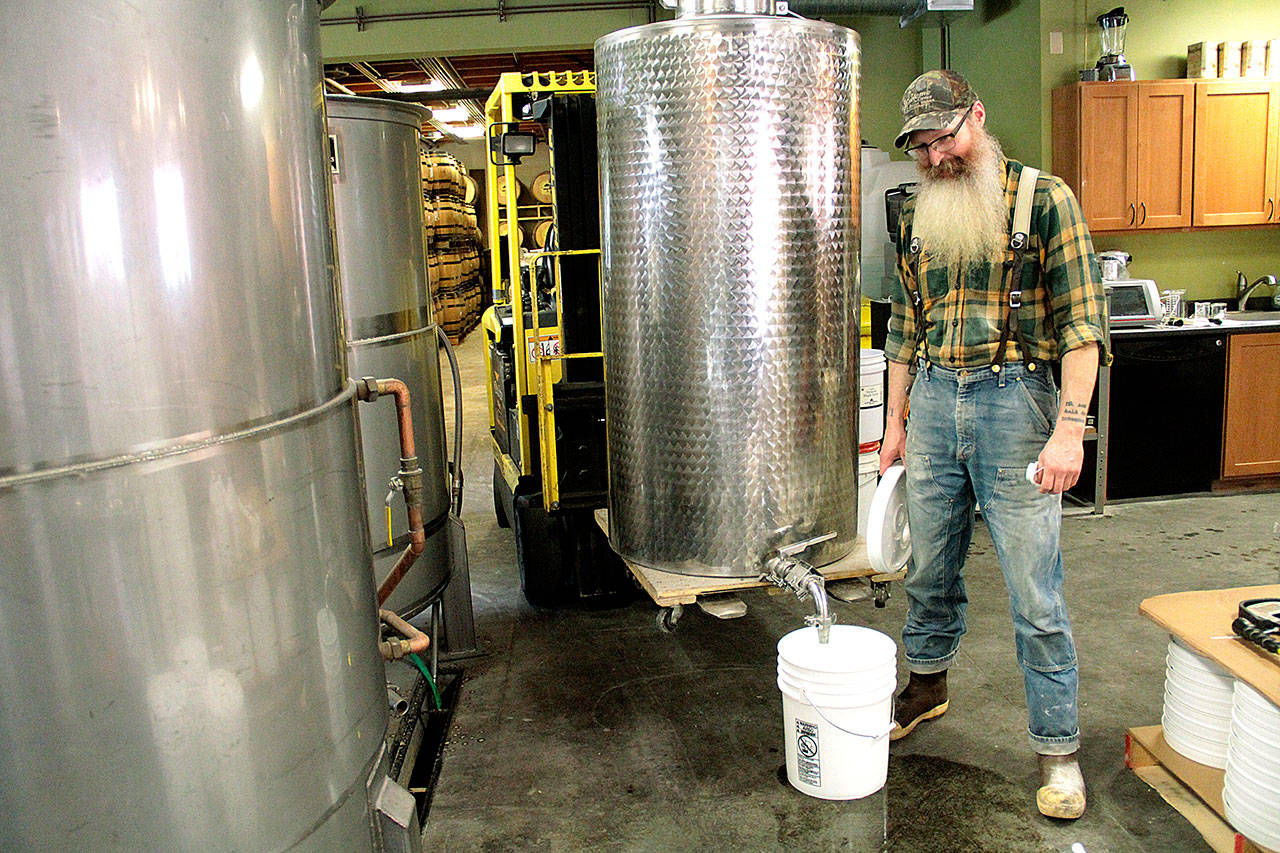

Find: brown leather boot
890;671;948;741
1037;752;1086;819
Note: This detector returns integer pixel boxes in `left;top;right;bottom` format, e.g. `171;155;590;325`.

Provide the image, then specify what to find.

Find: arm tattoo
1060;400;1088;425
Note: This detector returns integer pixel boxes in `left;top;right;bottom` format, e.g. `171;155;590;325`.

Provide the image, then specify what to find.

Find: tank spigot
763;533;836;644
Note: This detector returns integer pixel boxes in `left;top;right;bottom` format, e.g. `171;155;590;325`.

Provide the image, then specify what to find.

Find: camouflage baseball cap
894;69;978;149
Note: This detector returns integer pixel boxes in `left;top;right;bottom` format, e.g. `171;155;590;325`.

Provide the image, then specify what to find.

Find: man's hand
880;419;906;474
880;360;913;474
1035;430;1084;493
1034;344;1099;494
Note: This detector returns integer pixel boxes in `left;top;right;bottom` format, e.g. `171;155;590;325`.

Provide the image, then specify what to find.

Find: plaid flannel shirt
884;158;1108;368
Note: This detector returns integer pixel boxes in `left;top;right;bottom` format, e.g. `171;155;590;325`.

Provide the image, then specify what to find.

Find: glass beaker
1161;289;1185;321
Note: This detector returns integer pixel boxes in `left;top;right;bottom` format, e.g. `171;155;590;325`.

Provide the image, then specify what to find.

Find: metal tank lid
595;6;856;52
325;94;429;127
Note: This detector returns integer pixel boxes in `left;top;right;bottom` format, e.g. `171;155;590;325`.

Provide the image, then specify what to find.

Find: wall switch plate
1049;30;1064;55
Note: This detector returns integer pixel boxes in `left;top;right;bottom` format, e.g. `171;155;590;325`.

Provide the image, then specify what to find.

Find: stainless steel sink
1226;310;1280;321
1223;310;1280;325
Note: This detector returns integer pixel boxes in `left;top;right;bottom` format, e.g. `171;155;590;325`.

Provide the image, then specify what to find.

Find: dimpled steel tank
326;96;452;617
0;2;385;849
595;8;861;577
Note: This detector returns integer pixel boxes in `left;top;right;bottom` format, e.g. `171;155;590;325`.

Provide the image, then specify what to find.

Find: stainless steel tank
0;2;386;849
595;1;861;577
326;95;452;618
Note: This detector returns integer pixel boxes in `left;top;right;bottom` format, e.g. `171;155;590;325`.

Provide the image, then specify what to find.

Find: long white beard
911;132;1007;269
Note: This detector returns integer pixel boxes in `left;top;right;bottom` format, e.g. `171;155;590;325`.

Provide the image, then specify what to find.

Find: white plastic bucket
857;444;879;538
776;625;897;800
859;349;886;444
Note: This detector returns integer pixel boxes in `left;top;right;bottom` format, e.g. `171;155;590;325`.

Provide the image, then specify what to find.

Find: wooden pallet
593;509;904;609
1126;725;1276;853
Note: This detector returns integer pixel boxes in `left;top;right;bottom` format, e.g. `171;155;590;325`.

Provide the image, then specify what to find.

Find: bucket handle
799;686;896;741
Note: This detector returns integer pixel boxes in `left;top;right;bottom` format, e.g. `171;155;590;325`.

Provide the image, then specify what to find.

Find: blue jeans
902;359;1079;755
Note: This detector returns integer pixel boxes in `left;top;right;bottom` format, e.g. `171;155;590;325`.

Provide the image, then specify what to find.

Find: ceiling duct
784;0;973;26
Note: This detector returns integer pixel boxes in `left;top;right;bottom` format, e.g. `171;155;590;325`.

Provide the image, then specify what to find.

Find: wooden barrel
496;178;525;206
427;254;440;290
462;174;478;204
530;171;553;203
533;219;553;248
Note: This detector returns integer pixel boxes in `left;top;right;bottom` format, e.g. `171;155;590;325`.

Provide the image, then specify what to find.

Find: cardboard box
1187;41;1218;78
1218;41;1244;77
1242;40;1268;77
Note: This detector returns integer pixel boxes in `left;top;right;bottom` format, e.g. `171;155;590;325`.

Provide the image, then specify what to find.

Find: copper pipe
355;376;428;606
376;378;416;460
378;608;430;660
377;508;426;606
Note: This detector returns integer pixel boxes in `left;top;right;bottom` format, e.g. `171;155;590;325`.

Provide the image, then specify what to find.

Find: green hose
407;653;442;710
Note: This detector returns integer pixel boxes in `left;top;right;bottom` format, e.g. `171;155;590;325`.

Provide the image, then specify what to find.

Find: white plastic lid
866;462;911;574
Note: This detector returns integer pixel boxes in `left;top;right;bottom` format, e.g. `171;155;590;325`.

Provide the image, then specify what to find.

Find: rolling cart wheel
656;604;683;634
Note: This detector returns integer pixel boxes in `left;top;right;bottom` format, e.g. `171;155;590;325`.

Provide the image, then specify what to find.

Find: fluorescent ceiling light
393;80;446;93
447;125;486;139
429;106;470;122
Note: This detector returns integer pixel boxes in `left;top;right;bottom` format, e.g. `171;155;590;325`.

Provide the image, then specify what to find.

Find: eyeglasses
904;104;975;162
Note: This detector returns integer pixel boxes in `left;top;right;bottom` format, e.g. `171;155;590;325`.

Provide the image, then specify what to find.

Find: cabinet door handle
1139;202;1147;226
1127;203;1136;226
1269;198;1275;222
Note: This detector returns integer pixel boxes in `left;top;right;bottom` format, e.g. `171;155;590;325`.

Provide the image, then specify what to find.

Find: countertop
1112;317;1280;337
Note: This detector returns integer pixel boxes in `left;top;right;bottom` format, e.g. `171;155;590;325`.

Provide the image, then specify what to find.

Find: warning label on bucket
795;720;820;786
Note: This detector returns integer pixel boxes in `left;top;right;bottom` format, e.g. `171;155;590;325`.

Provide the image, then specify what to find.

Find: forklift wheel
493;462;511;529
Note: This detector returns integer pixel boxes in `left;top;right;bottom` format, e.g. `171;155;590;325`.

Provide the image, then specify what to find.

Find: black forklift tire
493;461;511;528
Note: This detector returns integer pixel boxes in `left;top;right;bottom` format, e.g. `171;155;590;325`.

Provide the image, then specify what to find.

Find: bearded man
878;70;1107;820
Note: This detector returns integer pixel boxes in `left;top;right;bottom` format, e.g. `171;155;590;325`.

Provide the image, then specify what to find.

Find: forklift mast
482;72;631;608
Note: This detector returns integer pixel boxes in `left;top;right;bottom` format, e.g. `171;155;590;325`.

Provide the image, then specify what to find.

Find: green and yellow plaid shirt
884;158;1108;368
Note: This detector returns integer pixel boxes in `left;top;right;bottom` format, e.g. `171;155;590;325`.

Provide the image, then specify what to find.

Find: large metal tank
326;95;452;618
596;0;861;577
0;2;386;850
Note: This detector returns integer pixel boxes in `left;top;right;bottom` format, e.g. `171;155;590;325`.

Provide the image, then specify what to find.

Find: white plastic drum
859;349;886;444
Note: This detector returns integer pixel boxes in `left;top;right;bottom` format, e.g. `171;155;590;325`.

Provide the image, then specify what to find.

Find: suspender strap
905;234;927;371
993;167;1040;369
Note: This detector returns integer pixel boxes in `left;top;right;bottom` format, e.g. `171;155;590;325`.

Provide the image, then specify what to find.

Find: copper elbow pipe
376;378;417;461
356;377;428;606
378;608;430;660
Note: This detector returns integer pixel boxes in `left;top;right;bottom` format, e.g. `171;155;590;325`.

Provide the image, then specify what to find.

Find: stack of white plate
1224;681;1280;851
1161;637;1234;767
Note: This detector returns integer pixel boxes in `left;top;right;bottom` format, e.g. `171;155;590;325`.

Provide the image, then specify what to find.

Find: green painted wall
945;0;1044;164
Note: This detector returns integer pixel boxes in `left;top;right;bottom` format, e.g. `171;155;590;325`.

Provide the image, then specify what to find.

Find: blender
1081;7;1134;81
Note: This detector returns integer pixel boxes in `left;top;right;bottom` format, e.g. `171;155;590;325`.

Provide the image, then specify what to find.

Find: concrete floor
426;330;1280;852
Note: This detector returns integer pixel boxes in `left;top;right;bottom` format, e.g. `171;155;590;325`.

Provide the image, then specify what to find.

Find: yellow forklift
482;71;632;608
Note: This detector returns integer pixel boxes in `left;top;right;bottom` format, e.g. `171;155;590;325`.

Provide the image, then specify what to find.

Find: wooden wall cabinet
1193;80;1280;226
1223;331;1280;478
1053;81;1194;231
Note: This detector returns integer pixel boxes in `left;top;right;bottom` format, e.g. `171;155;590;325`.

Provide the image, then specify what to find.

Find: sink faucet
1237;272;1278;311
